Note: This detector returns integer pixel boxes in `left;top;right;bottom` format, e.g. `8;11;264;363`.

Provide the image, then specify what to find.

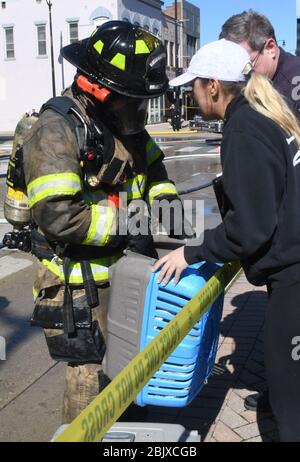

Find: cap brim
60;38;90;72
169;71;196;87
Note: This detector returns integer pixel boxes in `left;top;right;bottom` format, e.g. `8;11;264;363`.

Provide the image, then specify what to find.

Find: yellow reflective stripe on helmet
27;173;81;207
94;39;104;55
148;181;178;205
91;29;98;37
110;53;126;71
135;39;150;54
146;138;163;166
83;205;116;246
41;254;121;284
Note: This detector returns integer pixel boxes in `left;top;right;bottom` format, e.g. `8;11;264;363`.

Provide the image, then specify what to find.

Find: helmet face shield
103;94;148;135
144;46;168;94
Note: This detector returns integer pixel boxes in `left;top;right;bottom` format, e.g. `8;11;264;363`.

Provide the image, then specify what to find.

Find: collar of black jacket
223;94;248;126
272;47;287;83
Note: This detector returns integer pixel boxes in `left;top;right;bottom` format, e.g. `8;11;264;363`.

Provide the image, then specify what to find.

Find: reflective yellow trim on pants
148;181;178;205
27;173;82;208
41;254;121;284
83;205;117;246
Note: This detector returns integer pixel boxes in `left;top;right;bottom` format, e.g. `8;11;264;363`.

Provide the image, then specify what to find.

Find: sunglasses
251;41;267;68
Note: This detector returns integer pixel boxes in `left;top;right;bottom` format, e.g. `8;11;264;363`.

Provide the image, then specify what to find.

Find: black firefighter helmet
60;20;168;99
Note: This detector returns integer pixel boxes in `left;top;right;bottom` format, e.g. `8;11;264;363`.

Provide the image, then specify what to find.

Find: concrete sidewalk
136;271;279;442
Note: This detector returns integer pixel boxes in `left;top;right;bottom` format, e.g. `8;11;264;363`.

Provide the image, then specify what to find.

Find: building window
5;27;14;59
1;2;6;9
169;41;174;67
187;35;197;66
69;21;78;43
143;24;150;31
37;24;47;56
153;27;159;37
134;22;140;27
164;39;168;56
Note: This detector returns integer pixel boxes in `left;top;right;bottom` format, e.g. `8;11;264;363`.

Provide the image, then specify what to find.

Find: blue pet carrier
104;254;224;408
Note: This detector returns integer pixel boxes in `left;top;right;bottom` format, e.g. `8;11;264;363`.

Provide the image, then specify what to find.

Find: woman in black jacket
153;39;300;442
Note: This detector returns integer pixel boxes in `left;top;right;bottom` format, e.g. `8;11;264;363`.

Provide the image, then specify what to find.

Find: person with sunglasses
219;9;300;414
152;39;300;441
220;10;300;122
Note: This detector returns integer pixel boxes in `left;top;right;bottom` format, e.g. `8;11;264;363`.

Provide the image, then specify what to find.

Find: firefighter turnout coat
23;89;179;298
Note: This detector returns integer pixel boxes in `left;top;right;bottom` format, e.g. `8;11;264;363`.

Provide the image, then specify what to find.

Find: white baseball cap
169;39;252;87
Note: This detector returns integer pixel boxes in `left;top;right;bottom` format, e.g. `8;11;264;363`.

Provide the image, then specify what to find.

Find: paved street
0;127;278;442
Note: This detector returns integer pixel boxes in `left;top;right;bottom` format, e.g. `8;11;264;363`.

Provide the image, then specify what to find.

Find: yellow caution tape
181;105;201;109
54;261;241;443
160;106;201;111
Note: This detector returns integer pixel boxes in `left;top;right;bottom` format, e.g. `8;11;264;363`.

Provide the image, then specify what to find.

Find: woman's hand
152;246;188;286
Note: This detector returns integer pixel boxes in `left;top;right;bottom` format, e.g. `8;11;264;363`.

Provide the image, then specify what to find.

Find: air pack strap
40;96;85;148
62;256;99;336
62;256;76;337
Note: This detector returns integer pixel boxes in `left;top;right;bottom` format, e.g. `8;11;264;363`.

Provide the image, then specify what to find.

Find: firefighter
169;103;181;131
23;21;182;423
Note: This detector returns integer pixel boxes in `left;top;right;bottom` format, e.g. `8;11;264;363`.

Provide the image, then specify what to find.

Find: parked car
189;115;224;133
189;115;202;128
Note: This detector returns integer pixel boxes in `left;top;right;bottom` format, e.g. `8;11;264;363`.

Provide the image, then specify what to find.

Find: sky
164;0;297;54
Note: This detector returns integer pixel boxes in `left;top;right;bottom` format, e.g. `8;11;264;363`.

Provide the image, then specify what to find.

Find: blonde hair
243;72;300;148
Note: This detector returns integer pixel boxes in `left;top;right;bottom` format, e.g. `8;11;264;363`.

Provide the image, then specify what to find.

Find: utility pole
60;32;65;90
174;0;179;105
46;0;56;97
174;0;181;128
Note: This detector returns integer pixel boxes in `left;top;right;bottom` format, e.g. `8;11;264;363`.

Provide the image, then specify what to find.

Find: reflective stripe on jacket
23;88;179;285
42;254;121;285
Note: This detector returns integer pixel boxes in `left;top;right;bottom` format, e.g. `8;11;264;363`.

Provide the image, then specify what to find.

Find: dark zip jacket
184;95;300;289
273;47;300;121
